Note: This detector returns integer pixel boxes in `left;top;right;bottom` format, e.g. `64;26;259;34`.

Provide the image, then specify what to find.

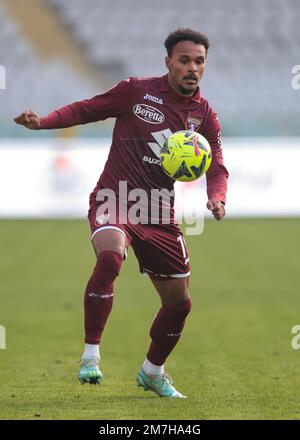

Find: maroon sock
84;250;123;344
147;298;192;366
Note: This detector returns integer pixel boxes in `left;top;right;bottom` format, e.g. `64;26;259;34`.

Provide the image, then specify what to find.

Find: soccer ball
160;130;212;182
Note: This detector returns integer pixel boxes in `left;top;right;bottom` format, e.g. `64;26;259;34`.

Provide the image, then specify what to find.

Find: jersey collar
160;74;201;103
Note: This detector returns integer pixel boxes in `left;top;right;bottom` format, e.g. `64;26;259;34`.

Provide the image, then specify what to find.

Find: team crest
186;115;202;132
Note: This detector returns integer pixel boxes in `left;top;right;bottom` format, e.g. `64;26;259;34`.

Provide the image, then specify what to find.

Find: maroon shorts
88;200;190;280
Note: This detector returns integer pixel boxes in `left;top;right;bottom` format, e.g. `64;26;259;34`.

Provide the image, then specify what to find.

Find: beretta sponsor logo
133;104;165;124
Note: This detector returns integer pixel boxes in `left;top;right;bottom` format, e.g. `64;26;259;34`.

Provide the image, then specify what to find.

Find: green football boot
137;368;186;398
78;356;103;385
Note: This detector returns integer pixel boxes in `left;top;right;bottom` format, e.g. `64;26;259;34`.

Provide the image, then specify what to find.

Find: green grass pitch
0;218;300;420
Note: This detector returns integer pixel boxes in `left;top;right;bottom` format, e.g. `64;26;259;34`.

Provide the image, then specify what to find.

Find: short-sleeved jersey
40;75;228;223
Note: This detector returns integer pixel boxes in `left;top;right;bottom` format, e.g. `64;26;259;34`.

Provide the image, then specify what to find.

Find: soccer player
14;28;228;398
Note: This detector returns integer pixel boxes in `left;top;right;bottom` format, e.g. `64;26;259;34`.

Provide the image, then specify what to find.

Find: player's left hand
206;199;225;221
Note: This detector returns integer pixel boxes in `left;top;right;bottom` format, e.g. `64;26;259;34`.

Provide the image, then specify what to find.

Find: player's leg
137;276;191;397
146;276;191;368
150;276;190;305
134;224;191;396
84;229;126;346
79;229;126;384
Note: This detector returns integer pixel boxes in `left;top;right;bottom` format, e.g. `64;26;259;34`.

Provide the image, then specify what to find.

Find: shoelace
147;372;173;385
78;357;99;367
161;373;173;386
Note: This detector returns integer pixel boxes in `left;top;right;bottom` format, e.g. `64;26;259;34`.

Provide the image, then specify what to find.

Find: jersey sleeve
202;107;229;204
39;78;132;129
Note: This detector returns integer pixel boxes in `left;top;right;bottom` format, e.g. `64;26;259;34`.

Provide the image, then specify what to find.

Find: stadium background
0;0;299;420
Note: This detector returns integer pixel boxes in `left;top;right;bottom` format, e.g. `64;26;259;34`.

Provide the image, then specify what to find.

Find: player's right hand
14;110;41;130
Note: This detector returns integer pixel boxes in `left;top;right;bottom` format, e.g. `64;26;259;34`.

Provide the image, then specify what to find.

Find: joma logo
143;93;163;105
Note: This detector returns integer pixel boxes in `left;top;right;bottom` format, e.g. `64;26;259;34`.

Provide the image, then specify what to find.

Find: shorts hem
91;226;128;260
91;226;126;241
142;268;190;279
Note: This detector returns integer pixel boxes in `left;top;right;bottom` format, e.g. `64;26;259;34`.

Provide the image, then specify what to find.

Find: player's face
166;41;207;96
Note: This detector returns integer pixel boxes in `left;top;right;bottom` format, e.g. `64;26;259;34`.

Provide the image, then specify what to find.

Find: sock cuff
98;249;123;261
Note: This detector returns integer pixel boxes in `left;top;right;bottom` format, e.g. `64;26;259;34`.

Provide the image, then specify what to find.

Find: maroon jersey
40;75;228;222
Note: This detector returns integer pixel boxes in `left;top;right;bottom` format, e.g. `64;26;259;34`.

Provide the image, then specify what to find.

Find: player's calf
84;250;123;345
147;298;192;365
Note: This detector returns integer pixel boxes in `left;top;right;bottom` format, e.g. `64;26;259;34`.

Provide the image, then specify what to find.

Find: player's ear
165;56;171;71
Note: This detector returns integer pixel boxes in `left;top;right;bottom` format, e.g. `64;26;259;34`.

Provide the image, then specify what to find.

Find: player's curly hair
164;28;210;56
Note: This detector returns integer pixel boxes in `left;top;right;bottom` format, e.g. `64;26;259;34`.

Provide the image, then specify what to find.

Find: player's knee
150;298;192;340
163;298;192;321
95;250;123;282
176;297;192;320
166;297;192;323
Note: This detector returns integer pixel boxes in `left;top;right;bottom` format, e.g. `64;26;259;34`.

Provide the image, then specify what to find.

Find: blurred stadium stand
0;0;107;137
0;0;299;136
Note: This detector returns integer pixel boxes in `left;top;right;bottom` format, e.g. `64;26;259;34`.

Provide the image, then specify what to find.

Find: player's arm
14;79;132;130
202;109;229;221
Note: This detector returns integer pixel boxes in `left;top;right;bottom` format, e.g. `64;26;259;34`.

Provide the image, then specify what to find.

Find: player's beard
178;83;198;96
